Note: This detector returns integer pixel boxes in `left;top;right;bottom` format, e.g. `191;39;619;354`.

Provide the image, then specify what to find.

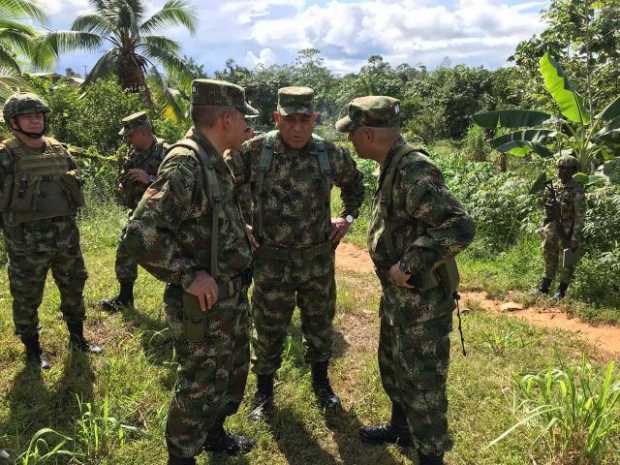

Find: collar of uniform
377;136;407;192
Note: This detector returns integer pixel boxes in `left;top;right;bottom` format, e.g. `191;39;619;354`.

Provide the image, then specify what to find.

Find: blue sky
43;0;550;76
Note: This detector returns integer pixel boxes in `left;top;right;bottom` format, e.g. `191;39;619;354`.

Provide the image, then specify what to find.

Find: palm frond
142;42;190;78
0;26;37;57
140;0;196;34
82;47;119;87
42;31;103;55
0;0;47;23
139;35;180;54
71;14;115;36
0;46;21;74
148;65;186;122
0;70;28;103
117;0;141;37
0;18;37;35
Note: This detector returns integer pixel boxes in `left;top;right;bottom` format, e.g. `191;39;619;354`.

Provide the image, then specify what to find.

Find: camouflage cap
277;86;314;116
191;79;258;116
335;96;401;132
118;111;151;136
2;92;50;125
557;154;580;171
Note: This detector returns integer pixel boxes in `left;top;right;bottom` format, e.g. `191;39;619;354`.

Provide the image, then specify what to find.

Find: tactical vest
379;143;460;295
165;139;222;277
254;130;333;239
1;137;84;224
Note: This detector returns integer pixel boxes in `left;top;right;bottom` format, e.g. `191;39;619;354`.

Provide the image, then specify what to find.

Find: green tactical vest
254;130;333;239
1;137;84;224
379;143;460;295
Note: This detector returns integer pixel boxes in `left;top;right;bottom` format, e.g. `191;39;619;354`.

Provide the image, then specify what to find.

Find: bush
462;124;489;162
572;247;620;307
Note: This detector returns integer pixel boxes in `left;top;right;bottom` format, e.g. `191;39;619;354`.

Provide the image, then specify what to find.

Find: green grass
1;201;619;464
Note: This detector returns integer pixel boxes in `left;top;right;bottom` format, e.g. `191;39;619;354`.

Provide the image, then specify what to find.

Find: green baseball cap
119;111;151;136
277;86;314;116
335;96;401;132
191;79;259;116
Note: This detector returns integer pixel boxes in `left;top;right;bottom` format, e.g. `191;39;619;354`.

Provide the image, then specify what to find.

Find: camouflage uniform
0;92;100;367
336;96;475;462
115;113;167;285
122;80;258;461
540;155;585;297
226;88;365;378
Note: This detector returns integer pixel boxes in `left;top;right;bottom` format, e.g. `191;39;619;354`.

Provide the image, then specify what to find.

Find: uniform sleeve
571;184;586;242
226;143;254;224
398;164;476;276
0;147;12;230
122;153;203;288
331;146;365;218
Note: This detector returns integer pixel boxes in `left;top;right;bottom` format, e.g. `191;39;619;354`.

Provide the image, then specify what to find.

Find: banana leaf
539;53;590;125
491;129;554;157
473;109;550;128
494;140;553;158
599;95;620;122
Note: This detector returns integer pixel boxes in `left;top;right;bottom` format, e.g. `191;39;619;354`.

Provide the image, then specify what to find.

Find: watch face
345;214;354;223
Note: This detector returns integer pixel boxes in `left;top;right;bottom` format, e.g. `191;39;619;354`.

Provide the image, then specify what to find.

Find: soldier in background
226;86;365;420
122;79;258;465
100;112;167;311
0;92;102;369
538;155;585;299
336;96;475;465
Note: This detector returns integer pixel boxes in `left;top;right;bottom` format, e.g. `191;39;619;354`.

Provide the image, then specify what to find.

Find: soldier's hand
389;262;415;289
185;271;219;311
245;224;260;252
127;168;151;184
330;217;351;242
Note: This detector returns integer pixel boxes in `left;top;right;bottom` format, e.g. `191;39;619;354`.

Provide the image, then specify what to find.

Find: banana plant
473;52;620;181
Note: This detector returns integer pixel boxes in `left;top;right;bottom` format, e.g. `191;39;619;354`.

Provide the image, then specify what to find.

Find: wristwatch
345;214;354;224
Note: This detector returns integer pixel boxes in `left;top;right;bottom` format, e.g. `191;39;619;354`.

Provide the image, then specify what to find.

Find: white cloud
246;48;278;67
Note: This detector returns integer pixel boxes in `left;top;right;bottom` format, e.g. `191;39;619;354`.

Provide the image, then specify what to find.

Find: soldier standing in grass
226;86;365;420
0;92;102;369
122;79;258;465
538;155;585;299
100;111;167;311
336;96;475;465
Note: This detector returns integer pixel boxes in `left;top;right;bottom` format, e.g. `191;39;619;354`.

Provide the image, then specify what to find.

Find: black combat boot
419;452;445;465
554;282;569;299
248;374;274;421
21;334;51;370
359;403;412;447
538;277;552;295
167;452;196;465
311;361;342;409
67;321;103;354
100;281;134;311
204;420;254;455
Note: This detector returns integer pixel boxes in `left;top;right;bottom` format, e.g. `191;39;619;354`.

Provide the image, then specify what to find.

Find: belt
255;241;334;261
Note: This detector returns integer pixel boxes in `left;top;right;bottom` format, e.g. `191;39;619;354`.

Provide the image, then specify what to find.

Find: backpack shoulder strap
254;131;279;238
310;134;333;180
167;138;222;277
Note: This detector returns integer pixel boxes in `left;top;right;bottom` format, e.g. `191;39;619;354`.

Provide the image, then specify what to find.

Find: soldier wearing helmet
0;92;102;369
538;154;586;299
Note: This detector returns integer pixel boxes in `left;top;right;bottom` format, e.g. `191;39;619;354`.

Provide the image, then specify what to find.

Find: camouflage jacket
226;130;365;248
118;137;167;209
369;138;475;278
122;128;252;289
0;136;80;236
543;178;585;242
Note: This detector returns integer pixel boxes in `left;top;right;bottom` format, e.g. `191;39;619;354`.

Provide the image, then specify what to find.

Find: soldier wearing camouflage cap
122;79;258;465
538;154;585;299
100;111;168;311
226;86;365;421
337;96;475;465
0;92;102;369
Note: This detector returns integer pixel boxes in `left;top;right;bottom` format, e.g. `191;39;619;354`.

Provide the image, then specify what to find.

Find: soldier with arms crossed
100;111;167;310
336;96;475;465
226;86;365;420
122;79;258;465
0;93;102;369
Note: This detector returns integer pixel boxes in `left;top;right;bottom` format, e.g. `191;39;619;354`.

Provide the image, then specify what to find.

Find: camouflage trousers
542;223;582;283
251;270;336;375
378;281;454;456
164;283;250;459
4;217;87;338
115;213;138;284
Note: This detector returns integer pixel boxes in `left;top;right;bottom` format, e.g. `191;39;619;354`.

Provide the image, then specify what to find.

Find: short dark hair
191;105;234;128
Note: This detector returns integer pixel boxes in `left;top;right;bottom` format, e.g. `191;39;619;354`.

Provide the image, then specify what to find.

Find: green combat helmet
2;92;50;138
557;154;580;173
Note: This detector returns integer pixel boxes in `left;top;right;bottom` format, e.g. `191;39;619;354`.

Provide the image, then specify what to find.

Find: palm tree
0;0;51;102
44;0;196;105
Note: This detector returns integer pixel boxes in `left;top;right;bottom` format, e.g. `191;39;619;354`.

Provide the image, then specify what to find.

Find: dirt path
335;242;620;358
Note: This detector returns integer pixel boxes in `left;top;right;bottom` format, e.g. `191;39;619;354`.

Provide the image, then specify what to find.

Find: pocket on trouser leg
182;292;208;343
